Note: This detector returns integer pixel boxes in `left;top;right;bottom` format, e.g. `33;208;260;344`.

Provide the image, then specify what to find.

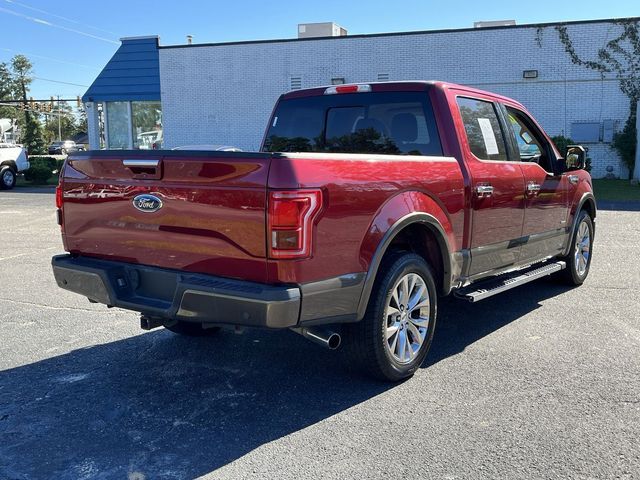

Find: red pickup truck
52;81;595;381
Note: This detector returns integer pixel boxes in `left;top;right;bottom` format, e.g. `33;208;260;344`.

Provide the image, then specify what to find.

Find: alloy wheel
574;220;591;277
384;273;430;364
2;169;14;187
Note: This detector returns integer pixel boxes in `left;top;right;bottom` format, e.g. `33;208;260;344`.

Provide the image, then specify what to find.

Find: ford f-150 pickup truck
52;81;595;381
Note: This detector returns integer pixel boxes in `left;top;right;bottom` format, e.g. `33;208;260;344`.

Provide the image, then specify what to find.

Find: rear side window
263;91;442;156
456;97;508;161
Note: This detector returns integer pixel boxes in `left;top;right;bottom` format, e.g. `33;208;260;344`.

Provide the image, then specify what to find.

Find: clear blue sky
0;0;638;100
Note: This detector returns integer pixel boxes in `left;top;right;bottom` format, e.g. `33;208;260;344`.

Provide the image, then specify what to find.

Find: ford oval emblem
133;194;163;213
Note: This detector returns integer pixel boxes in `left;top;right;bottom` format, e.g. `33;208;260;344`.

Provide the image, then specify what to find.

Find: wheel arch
356;212;455;320
562;191;596;257
0;160;18;172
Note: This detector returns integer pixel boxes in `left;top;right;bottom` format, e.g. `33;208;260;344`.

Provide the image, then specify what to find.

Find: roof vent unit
298;22;347;39
473;20;516;28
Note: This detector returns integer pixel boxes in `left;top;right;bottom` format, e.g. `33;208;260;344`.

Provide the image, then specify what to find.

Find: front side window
263;92;442;156
456;97;508;161
505;107;554;172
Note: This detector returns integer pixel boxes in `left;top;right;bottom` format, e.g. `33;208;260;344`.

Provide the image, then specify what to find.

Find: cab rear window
263;91;442;156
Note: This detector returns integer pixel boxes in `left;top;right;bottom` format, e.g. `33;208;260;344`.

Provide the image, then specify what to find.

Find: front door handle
526;183;541;196
475;184;494;198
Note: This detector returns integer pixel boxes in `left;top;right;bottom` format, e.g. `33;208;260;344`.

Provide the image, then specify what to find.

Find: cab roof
282;80;526;109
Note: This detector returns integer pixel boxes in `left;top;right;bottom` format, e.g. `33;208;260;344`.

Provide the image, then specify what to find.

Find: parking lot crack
0;298;119;315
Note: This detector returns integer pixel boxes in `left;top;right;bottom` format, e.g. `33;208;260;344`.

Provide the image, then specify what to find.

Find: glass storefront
103;100;162;149
106;101;130;149
132;101;163;149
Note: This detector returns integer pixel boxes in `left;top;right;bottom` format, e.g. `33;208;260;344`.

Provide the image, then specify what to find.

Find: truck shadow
426;279;570;367
0;281;569;479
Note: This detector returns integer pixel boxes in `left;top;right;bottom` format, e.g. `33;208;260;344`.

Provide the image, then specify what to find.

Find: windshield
263;91;442;156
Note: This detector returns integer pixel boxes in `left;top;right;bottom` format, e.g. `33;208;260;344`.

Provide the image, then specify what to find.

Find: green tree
0;62;16;119
44;101;80;144
10;55;46;153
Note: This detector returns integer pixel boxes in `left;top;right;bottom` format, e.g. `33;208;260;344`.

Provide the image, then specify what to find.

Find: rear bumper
51;255;301;328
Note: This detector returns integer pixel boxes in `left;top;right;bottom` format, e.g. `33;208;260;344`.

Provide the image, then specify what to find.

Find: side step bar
454;261;566;303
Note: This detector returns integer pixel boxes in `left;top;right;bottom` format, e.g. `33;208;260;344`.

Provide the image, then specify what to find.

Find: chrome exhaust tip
291;327;341;350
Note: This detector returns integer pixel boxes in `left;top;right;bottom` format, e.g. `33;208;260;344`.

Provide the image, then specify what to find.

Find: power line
0;47;100;71
0;5;119;44
33;76;89;88
4;0;119;36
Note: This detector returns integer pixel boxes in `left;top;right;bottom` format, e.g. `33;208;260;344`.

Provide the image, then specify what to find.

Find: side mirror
564;145;586;171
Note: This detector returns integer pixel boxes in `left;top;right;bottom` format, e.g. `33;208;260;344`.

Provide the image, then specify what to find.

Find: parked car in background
48;140;85;155
0;143;29;190
136;130;163;150
52;81;595;381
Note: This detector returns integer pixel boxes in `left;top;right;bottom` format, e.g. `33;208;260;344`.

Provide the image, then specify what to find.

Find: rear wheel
343;252;437;382
559;210;594;285
0;166;16;190
164;321;221;337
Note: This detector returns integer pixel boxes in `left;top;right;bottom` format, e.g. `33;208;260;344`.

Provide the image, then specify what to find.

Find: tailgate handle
123;159;160;168
122;159;162;179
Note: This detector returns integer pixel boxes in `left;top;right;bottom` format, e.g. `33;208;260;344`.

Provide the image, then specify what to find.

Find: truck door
453;95;526;277
501;105;571;263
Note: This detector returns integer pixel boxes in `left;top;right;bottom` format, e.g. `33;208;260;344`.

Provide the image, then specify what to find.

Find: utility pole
57;95;62;141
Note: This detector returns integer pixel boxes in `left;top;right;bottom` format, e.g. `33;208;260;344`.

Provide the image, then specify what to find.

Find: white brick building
84;17;640;178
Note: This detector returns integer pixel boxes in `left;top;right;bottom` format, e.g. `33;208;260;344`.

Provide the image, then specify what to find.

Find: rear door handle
526;183;541;196
475;184;494;198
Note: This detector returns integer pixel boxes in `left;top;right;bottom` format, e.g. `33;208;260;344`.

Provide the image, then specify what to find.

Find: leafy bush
550;135;592;173
611;112;637;179
23;163;52;184
23;156;59;184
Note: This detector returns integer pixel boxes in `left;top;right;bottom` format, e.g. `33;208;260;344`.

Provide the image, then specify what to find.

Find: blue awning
82;36;160;103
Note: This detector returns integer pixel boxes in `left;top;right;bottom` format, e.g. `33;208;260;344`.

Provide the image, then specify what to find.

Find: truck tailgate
60;151;272;283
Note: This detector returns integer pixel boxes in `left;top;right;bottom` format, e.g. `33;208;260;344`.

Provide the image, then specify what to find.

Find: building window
378;73;390;82
106;101;130;149
102;101;163;149
132;101;163;149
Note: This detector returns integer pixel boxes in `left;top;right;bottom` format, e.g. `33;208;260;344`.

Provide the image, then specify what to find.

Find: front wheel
559;210;594;285
343;252;437;382
0;166;16;190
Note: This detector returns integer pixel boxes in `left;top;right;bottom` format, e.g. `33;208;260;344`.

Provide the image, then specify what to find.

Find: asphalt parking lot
0;189;638;480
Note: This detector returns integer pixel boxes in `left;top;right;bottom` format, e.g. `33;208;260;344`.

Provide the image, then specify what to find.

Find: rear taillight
268;190;322;259
55;181;64;227
55;184;63;209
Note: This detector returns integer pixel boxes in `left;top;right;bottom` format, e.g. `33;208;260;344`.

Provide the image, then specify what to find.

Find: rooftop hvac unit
298;22;347;39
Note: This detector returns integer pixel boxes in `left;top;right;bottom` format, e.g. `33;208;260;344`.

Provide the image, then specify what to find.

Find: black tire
343;251;437;382
0;166;16;190
164;321;221;337
558;210;594;285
